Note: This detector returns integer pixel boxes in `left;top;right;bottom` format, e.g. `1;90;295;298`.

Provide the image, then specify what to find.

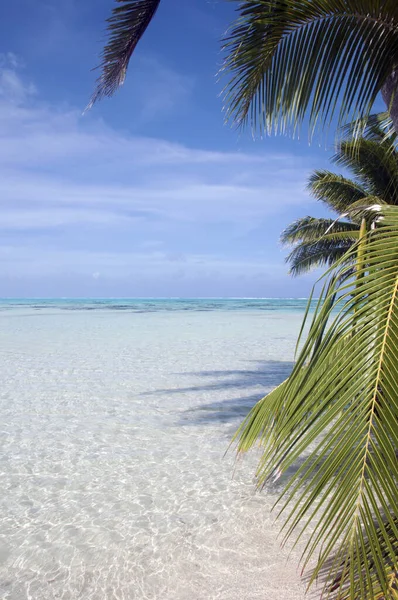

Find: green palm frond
343;196;389;225
334;137;398;203
222;1;398;138
330;517;398;599
281;216;358;245
284;236;357;276
343;112;397;146
88;0;161;108
235;205;398;599
308;171;368;214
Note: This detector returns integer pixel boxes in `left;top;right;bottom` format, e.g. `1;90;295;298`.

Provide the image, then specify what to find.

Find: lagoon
0;300;310;599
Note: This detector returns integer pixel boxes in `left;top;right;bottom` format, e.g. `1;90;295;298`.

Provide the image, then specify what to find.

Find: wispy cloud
0;53;36;104
0;59;318;296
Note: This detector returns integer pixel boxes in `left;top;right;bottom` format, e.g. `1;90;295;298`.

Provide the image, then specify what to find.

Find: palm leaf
88;0;161;108
281;217;359;275
343;196;389;225
342;112;397;147
334;138;398;204
285;237;357;276
330;517;398;599
308;171;368;214
235;205;398;598
281;216;359;245
222;1;398;138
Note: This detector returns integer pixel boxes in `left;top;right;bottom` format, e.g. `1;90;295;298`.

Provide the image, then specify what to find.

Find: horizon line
0;296;312;301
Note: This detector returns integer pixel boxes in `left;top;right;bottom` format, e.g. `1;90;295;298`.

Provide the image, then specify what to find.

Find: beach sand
0;305;317;599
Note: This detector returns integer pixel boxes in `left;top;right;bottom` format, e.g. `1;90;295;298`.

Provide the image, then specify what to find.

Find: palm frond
343;112;397;146
285;236;356;276
343;196;389;225
88;0;161;108
235;205;398;598
334;137;398;203
281;216;358;246
222;1;398;138
330;517;398;599
308;171;368;214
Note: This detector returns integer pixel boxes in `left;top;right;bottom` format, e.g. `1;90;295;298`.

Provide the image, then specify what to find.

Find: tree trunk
381;70;398;134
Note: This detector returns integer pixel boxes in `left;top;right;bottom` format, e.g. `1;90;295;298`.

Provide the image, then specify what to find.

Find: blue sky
0;0;339;298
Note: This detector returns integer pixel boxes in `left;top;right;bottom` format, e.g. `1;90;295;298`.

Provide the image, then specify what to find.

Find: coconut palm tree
281;126;398;275
90;1;398;139
236;203;398;599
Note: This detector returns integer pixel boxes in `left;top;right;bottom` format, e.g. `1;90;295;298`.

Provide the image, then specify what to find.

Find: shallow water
0;302;311;599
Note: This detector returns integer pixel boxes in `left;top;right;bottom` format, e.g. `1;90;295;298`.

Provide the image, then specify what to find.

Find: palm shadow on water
180;360;294;425
144;363;346;596
141;360;294;425
143;358;336;591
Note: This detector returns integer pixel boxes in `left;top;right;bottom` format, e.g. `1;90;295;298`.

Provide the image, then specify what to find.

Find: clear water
0;299;311;600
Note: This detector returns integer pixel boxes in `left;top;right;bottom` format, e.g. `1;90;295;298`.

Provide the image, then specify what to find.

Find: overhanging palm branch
235;204;398;599
88;0;161;108
222;1;398;137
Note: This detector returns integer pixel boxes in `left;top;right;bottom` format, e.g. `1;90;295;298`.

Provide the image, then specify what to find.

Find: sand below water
0;306;319;599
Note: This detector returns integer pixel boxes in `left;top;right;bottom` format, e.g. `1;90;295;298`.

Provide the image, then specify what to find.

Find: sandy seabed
0;306;318;599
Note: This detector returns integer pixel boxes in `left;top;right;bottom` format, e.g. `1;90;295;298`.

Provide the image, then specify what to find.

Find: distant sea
0;297;311;600
0;297;313;313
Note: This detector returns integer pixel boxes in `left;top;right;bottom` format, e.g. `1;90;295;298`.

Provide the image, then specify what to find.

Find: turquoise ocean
0;297;312;311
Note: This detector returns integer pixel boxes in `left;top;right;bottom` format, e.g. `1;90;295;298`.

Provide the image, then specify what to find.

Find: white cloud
0;53;36;105
0;69;36;105
0;62;319;294
0;52;23;70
